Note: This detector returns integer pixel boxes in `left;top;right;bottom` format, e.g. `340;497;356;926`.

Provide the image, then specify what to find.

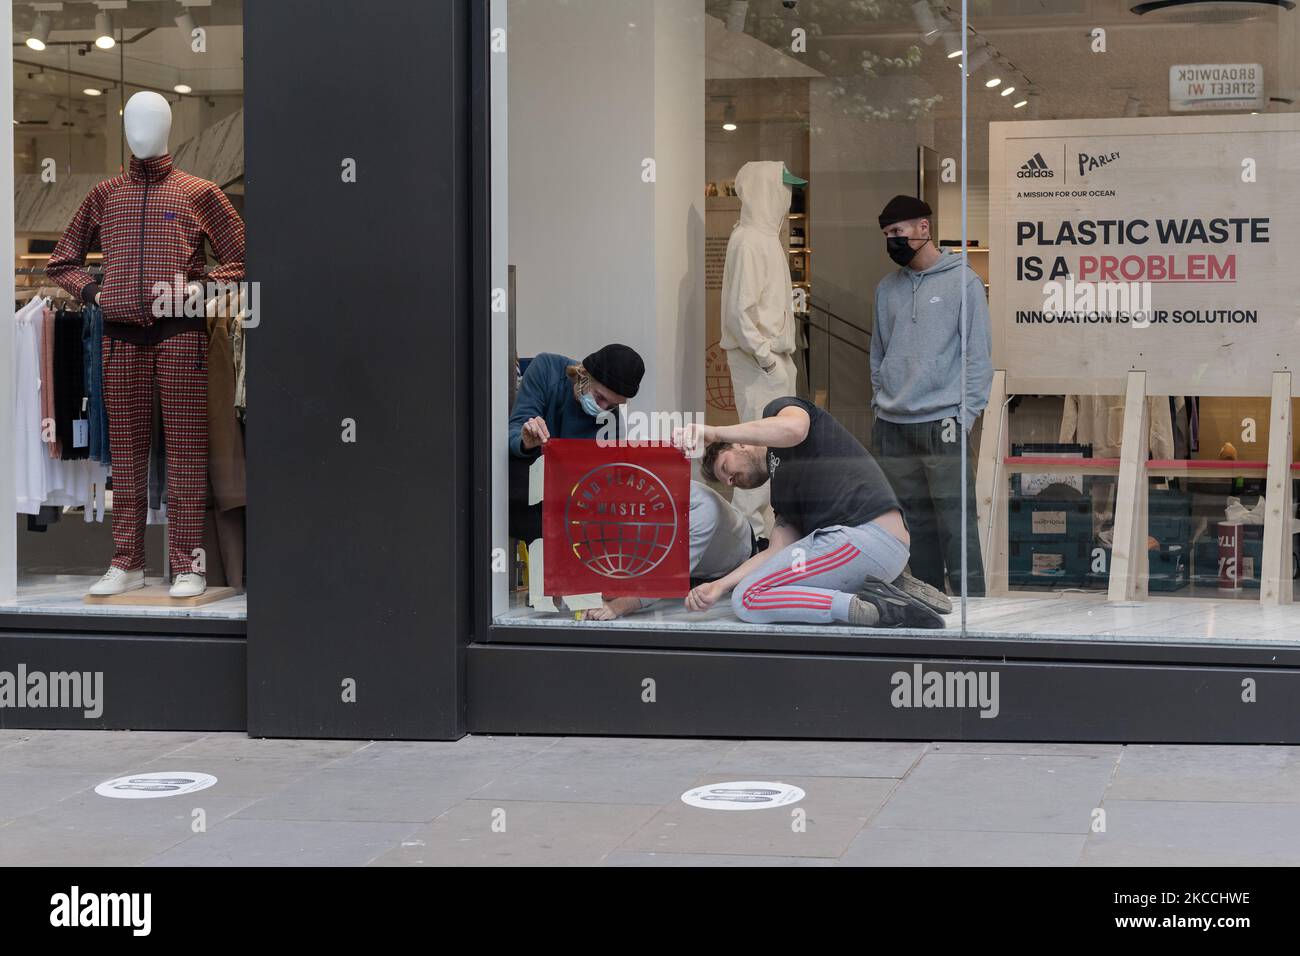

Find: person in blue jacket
508;343;645;541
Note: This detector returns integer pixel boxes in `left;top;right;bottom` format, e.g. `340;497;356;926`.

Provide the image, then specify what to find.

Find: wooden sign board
989;115;1300;397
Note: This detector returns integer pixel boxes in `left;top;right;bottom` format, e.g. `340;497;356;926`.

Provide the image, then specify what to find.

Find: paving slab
144;819;414;867
710;740;927;778
1081;800;1300;866
841;826;1087;866
872;752;1115;834
371;800;661;867
604;850;835;867
234;768;484;823
1106;745;1300;804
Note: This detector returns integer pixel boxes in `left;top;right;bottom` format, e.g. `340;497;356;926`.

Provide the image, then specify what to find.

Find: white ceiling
706;0;1300;163
12;0;243;127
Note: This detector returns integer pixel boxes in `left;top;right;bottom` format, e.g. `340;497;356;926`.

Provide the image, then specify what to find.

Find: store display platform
5;574;246;620
499;587;1300;647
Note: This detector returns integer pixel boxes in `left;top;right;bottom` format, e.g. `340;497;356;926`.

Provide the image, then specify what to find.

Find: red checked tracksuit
47;153;246;577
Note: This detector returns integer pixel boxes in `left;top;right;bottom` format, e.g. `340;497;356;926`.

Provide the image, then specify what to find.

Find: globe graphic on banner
565;464;679;578
704;342;735;412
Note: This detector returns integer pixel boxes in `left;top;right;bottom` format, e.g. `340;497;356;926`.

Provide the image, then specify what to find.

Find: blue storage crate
1009;538;1091;587
1008;496;1092;544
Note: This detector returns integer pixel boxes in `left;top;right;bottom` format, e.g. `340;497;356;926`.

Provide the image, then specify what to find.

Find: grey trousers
731;522;910;625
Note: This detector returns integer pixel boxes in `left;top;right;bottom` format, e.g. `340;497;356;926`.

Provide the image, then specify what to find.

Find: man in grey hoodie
871;195;992;596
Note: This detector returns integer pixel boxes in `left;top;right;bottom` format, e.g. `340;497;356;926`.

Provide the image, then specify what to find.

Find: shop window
7;1;246;620
490;0;1300;645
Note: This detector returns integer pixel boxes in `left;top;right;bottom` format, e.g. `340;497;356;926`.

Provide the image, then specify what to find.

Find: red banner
542;439;690;598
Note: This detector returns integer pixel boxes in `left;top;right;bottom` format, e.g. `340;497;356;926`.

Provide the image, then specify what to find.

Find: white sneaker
88;567;145;596
169;573;207;598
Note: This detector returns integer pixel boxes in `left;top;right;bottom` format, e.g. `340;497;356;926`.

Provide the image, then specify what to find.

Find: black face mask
886;235;921;267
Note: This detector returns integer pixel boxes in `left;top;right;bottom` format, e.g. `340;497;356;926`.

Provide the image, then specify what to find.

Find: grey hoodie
871;250;993;430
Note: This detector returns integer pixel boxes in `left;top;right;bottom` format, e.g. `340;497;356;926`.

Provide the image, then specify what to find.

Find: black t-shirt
762;397;900;535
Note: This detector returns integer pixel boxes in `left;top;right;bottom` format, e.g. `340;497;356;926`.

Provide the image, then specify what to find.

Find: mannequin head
123;92;172;158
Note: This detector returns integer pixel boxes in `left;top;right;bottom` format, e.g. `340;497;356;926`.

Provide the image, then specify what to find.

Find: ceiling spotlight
174;83;192;94
1001;86;1016;96
725;0;749;33
95;11;115;49
986;77;1002;88
1130;1;1295;23
912;0;942;44
26;13;51;51
83;88;103;97
1013;100;1028;108
722;102;737;132
965;43;992;74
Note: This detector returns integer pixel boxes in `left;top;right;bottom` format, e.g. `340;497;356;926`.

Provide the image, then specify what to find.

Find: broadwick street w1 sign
1169;63;1264;113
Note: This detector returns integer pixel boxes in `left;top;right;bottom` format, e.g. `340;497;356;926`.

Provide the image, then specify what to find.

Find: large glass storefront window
492;0;1300;645
7;0;245;619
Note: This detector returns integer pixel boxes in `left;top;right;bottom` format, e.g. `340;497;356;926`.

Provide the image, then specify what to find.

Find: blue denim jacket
81;304;110;464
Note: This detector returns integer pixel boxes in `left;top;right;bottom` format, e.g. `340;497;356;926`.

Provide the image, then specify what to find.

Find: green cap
783;167;808;186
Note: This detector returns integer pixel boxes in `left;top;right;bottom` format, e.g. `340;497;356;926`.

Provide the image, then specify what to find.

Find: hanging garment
81;303;110;464
232;308;246;414
39;307;61;459
720;160;798;535
102;331;208;576
54;308;88;461
13;298;107;517
14;297;49;514
1059;394;1175;459
720;161;797;369
46;153;245;344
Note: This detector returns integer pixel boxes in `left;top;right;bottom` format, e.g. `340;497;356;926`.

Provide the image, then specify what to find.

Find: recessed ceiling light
174;84;192;95
26;13;51;51
95;11;115;49
1013;100;1028;108
83;88;103;97
722;101;737;132
986;77;1002;88
947;49;963;59
1001;86;1016;96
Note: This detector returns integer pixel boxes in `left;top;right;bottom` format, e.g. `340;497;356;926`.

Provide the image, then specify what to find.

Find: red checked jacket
47;153;245;344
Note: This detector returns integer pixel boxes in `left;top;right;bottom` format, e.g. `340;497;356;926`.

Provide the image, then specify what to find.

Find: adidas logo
1016;152;1054;179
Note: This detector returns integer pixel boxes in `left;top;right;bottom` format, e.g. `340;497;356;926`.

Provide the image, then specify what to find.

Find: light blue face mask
579;391;602;417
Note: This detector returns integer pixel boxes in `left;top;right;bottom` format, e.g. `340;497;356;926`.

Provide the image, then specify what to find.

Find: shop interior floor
4;573;247;620
499;586;1300;646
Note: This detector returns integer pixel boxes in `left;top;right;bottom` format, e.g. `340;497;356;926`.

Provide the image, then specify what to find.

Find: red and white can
1217;521;1243;591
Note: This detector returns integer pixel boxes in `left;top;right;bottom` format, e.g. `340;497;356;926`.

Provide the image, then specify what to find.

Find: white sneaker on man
169;573;207;598
88;567;145;596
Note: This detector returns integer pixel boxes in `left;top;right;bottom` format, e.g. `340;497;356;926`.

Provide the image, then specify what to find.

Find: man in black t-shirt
672;398;949;628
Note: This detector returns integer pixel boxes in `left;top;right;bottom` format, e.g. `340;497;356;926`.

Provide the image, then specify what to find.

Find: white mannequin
123;91;172;158
93;91;205;598
98;93;202;307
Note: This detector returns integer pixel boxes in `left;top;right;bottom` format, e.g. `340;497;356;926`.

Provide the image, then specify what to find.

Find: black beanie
583;343;645;399
878;195;932;229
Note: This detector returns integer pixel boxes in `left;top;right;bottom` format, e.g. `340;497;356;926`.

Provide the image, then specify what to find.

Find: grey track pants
731;522;910;625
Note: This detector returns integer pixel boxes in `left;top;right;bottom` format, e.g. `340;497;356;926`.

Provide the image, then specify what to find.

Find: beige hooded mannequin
720;160;800;537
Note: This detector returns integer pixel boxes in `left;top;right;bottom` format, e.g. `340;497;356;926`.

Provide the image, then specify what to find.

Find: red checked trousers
103;331;208;576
